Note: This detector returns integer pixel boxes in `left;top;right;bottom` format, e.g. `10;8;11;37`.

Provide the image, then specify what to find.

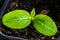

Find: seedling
2;8;57;36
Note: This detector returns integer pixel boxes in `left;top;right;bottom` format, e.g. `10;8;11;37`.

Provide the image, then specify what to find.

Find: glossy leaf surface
33;14;57;36
2;10;31;29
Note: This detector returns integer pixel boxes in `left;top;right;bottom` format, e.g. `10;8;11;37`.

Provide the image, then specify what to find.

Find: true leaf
33;14;57;36
2;10;31;29
31;8;35;17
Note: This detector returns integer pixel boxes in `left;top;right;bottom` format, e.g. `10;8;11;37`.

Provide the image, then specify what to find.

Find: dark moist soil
0;0;60;40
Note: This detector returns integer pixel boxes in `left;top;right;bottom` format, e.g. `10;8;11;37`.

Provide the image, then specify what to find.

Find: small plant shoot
31;8;35;17
2;8;57;36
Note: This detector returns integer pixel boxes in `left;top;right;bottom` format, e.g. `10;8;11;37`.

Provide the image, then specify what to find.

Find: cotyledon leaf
33;14;57;36
2;10;31;29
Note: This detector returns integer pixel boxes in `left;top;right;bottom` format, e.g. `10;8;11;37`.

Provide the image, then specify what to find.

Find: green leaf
31;8;35;17
33;14;57;36
2;10;31;29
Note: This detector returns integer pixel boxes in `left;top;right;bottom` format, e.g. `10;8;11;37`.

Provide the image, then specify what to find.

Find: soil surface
0;0;60;40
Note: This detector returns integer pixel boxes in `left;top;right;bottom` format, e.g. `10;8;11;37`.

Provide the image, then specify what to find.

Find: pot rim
0;31;27;40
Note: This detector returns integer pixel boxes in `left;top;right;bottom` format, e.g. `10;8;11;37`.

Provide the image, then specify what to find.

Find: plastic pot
0;0;5;10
